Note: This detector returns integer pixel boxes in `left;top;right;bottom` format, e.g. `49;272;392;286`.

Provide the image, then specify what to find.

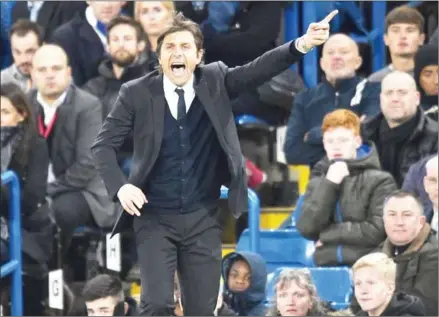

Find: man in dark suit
12;1;87;41
51;1;125;86
29;44;118;256
92;11;338;316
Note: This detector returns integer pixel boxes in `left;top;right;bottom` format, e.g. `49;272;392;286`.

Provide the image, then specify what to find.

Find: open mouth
171;63;186;77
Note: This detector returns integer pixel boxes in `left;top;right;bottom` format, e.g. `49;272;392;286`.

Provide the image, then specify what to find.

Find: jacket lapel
193;71;225;143
37;2;57;31
50;88;75;161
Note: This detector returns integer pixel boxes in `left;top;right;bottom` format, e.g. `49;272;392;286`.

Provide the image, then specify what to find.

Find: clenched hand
117;184;148;216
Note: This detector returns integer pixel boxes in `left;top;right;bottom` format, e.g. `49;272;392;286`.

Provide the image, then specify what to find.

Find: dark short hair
385;5;424;33
82;274;124;303
156;12;204;58
106;15;145;43
0;83;37;167
383;190;424;214
8;19;43;45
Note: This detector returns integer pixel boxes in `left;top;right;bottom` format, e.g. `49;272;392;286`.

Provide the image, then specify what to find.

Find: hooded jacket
222;251;267;316
297;143;397;266
356;292;425;316
414;44;438;121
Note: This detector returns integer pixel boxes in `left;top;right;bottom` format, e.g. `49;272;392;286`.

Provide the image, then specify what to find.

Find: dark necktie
175;88;186;120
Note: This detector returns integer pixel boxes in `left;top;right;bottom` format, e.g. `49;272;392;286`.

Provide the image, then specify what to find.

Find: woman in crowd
266;268;329;316
134;1;175;70
0;83;54;315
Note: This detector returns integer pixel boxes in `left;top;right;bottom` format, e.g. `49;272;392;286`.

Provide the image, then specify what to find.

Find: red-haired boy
296;109;397;267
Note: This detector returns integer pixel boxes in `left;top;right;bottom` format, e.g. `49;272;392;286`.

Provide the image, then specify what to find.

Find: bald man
362;71;438;186
29;44;118;260
284;33;381;167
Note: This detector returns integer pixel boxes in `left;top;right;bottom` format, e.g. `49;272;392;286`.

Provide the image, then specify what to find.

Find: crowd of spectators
0;1;437;316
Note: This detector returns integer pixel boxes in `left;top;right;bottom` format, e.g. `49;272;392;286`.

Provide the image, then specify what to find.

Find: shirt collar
163;73;195;95
37;89;68;110
28;1;44;9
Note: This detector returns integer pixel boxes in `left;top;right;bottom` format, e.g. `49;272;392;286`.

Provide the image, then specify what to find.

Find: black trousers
133;206;223;316
52;191;94;256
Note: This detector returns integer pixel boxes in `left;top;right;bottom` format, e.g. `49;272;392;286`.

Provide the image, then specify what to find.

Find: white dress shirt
37;90;67;183
432;209;438;239
27;1;44;22
163;74;196;119
85;6;107;49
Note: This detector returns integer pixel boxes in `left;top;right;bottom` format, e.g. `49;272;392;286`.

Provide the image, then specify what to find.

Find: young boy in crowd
82;274;138;316
353;253;425;316
222;251;268;316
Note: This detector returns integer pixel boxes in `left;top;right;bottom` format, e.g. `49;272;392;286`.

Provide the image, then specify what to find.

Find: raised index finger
320;10;339;24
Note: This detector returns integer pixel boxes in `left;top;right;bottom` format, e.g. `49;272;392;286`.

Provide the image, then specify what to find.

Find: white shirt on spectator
85;6;107;50
163;74;195;119
37;90;67;184
27;1;44;22
432;209;438;239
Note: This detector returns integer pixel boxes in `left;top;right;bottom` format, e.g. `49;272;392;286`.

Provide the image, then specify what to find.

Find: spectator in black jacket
0;83;54;315
83;16;147;119
83;16;148;164
202;1;282;67
284;33;381;167
12;1;87;41
414;44;438;120
362;71;438;187
51;1;125;85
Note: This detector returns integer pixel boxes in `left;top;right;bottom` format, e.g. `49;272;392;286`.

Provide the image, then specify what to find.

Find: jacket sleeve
284;92;325;165
358;81;381;118
47;98;102;196
203;2;281;61
402;162;422;195
223;41;305;99
296;162;338;241
410;249;438;316
91;84;134;200
319;174;397;246
22;136;49;215
50;27;84;86
0;136;49;217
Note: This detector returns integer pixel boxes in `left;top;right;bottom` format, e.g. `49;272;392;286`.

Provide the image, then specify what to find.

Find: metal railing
220;186;261;253
1;170;23;316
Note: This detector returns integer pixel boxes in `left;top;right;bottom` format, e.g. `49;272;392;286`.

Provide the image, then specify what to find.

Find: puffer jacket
297;143;397;266
362;108;438;186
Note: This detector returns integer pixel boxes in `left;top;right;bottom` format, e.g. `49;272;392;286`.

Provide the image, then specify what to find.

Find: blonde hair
352;253;397;284
134;1;175;21
266;268;326;316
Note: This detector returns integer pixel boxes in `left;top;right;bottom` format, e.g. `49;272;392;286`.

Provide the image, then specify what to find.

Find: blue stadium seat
265;266;353;309
279;195;305;229
236;229;315;272
235;114;270;127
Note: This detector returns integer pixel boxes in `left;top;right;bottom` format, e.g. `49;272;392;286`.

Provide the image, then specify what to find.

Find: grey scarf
1;125;23;173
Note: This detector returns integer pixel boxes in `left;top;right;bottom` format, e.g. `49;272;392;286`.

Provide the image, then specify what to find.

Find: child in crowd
353;253;425;316
222;251;268;316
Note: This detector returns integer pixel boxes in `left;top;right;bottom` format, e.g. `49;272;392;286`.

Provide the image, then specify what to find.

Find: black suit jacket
51;13;106;86
91;40;305;236
12;1;86;42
